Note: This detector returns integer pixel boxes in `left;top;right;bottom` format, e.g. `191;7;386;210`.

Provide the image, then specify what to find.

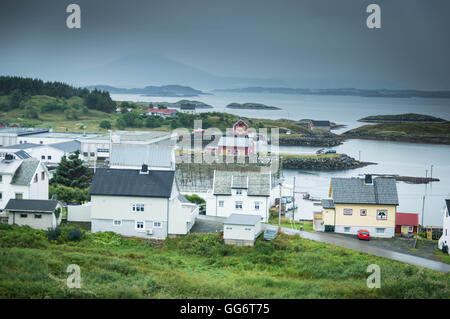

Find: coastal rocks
226;102;281;110
281;154;375;170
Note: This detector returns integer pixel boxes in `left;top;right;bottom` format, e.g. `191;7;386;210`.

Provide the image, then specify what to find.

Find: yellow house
321;175;399;238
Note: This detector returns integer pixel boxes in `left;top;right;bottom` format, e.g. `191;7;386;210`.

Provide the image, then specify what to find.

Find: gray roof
89;168;175;198
331;177;399;205
110;144;173;168
224;214;262;226
446;199;450;213
50;140;81;153
213;170;271;196
11;158;40;186
322;199;335;209
1;143;41;150
5;199;59;213
14;150;31;159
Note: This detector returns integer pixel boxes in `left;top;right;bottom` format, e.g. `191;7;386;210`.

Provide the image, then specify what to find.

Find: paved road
267;225;450;273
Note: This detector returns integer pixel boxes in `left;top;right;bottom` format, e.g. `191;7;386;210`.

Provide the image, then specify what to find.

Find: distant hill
359;113;447;123
214;87;450;99
87;84;207;97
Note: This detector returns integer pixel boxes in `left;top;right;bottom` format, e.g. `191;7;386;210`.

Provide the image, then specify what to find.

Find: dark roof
396;212;419;226
50;140;81;153
310;120;330;127
322;199;335;209
331;177;399;205
14;150;31;159
5;199;59;213
224;214;261;226
2;143;41;150
89;168;175;198
213;170;271;196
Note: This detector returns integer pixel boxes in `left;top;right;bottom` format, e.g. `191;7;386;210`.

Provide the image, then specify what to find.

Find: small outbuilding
5;199;62;230
223;214;262;246
395;212;419;237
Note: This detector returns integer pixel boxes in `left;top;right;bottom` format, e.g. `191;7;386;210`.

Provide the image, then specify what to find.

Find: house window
360;209;367;216
235;201;243;210
225;226;232;230
343;209;352;215
236;189;242;196
83;152;88;157
254;201;260;210
135;221;145;230
90;152;95;157
34;214;42;219
40;141;43;144
20;214;27;218
218;200;224;207
344;227;351;233
0;192;2;200
0;175;2;183
407;226;413;232
377;210;388;220
113;220;122;226
41;172;45;180
34;174;38;183
41;155;45;160
244;228;252;231
153;221;162;228
132;204;145;212
47;155;52;160
15;193;23;199
376;228;385;234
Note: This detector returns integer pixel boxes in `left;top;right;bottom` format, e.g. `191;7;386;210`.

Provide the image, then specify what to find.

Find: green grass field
0;224;448;299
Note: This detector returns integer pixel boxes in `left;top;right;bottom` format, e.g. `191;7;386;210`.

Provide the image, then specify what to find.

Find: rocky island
226;102;281;110
359;113;447;123
281;154;375;170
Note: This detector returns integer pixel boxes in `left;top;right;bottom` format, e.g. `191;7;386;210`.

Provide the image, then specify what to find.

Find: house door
401;226;408;234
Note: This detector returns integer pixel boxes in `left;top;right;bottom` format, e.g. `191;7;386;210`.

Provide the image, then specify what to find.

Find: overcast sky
0;0;449;89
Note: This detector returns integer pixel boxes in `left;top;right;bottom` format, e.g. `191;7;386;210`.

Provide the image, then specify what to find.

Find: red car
357;230;370;240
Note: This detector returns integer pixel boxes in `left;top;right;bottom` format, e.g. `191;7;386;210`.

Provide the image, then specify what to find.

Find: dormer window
236;189;242;196
364;174;373;185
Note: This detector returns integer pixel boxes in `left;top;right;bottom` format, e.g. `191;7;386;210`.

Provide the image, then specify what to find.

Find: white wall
223;221;262;241
68;202;92;222
438;204;450;253
206;190;269;222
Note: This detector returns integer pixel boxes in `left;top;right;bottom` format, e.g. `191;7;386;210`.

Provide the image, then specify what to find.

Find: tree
24;105;39;119
10;89;22;108
116;118;126;130
50;150;93;189
99;120;111;129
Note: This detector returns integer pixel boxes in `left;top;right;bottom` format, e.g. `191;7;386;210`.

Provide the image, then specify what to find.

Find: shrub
99;120;111;129
68;229;82;242
443;245;449;254
47;228;61;241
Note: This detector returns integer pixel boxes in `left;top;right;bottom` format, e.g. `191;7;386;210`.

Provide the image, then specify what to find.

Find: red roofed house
146;108;178;118
395;212;419;237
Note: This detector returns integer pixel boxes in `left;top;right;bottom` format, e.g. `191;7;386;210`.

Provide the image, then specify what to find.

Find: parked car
324;149;336;154
357;229;370;240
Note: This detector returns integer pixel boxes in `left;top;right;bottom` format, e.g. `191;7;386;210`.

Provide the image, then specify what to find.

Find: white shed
223;214;262;246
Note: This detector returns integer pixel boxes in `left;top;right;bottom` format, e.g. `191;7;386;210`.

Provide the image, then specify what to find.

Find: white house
206;170;272;222
438;199;450;254
223;214;263;246
89;165;198;239
5;199;62;230
0;141;81;165
0;156;49;215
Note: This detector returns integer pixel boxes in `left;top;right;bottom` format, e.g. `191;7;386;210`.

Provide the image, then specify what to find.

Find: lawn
0;224;448;299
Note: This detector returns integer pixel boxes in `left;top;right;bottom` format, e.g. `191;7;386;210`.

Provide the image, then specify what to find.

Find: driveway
265;225;450;273
190;215;225;233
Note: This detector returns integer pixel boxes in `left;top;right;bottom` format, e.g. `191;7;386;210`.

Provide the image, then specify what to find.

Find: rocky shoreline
226;102;281;110
281;154;375;170
342;133;450;145
278;136;342;147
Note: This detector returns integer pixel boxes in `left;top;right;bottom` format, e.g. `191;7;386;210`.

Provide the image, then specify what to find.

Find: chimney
364;174;373;185
140;164;149;174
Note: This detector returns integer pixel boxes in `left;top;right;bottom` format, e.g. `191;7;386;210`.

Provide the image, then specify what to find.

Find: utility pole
278;182;282;231
358;150;361;161
430;165;433;179
421;195;426;229
292;176;296;224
